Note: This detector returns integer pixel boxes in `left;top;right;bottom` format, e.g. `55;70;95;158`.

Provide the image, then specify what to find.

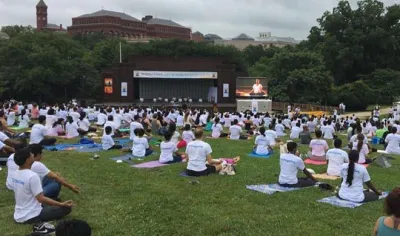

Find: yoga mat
317;192;388;208
179;171;200;177
43;143;101;151
313;173;340;180
377;150;388;154
10;126;26;131
58;136;75;139
111;154;134;161
304;159;327;165
115;138;131;145
246;184;303;195
119;128;130;132
132;161;168;169
248;152;272;159
75;147;102;153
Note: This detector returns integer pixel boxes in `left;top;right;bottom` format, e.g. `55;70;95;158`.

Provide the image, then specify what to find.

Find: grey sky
0;0;399;39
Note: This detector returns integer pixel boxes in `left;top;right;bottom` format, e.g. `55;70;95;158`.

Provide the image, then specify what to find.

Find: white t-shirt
253;84;263;93
326;148;349;176
31;162;50;182
224;117;231;127
275;124;285;136
7;111;16;126
130;121;143;140
229;125;242;140
104;121;117;136
29;124;47;144
176;115;184;127
349;134;368;144
352;142;369;164
339;163;371;202
8;169;43;223
255;135;271;155
132;137;149;157
309;139;329;157
96;113;107;125
265;130;277;145
211;124;223;138
290;126;302;139
57;110;68;121
6;153;19;190
66;122;79;138
279;153;305;185
323;126;335;139
113;114;122;129
182;131;195;144
171;131;180;144
18;115;30;128
159;141;178;163
385;133;400;155
69;112;80;123
102;134;115;150
45;115;57;128
78;118;90;131
186;140;212;172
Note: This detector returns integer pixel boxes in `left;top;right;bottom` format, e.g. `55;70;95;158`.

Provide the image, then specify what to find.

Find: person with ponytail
373;187;400;235
211;117;227;138
65;116;79;138
77;112;96;136
338;150;381;203
253;127;272;155
352;133;371;164
18;109;30;129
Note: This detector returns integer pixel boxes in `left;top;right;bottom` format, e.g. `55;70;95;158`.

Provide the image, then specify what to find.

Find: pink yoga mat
304;159;327;165
132;161;168;168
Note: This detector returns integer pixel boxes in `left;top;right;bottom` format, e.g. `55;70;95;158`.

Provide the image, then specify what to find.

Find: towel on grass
313;173;340;180
246;184;304;195
304;159;327;165
317;192;388;208
132;161;168;168
248;152;272;159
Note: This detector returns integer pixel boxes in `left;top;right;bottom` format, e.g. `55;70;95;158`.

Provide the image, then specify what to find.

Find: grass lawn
0;131;399;236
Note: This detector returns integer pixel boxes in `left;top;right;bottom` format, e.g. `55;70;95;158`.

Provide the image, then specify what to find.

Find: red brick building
36;0;66;32
67;10;191;40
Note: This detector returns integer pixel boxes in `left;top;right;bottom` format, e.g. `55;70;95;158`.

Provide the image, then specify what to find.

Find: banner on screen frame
251;100;258;113
121;82;127;96
133;70;217;79
223;83;229;98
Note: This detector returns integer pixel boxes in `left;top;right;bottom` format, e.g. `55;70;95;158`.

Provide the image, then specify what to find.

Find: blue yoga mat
246;184;303;195
248;152;272;158
44;143;101;151
111;154;134;161
75;147;102;153
115;139;131;145
317;192;388;208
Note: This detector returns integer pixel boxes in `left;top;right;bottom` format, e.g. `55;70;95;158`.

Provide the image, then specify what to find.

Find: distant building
204;34;222;41
67;10;191;40
0;32;10;40
36;0;66;32
192;31;204;42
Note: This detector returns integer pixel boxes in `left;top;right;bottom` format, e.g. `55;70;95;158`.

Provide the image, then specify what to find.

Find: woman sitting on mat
278;142;317;187
229;119;247;140
253;127;272;155
326;139;349;176
385;126;400;155
132;128;153;159
373;187;400;236
338;150;381;203
65;116;79;138
102;126;122;150
159;132;186;164
211;117;227;138
182;124;195;146
309;130;329;161
18;109;31;129
77;112;96;137
352;134;372;164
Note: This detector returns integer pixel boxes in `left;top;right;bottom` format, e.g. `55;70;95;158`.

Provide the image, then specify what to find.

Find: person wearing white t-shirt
326;139;349;176
352;134;371;164
29;144;80;199
18;109;31;129
279;142;317;187
185;129;222;176
77;112;96;136
45;109;58;131
29;115;57;146
69;108;80;123
65;116;79;138
6;109;16;126
338;150;381;203
275;120;286;137
265;124;279;147
96;109;108;126
211;117;227;138
130;115;144;140
290;123;302;139
229;120;246;140
102;126;122;150
309;130;329;161
113;111;123;129
253;127;272;155
159;132;186;164
385;127;400;155
176;112;184;128
9;148;72;225
57;106;68;121
323;121;335;139
182;124;195;144
131;129;153;159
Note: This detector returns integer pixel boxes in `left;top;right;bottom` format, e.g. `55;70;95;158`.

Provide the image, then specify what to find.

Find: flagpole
119;42;122;63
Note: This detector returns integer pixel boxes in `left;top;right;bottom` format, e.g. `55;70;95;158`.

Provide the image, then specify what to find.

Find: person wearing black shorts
185;129;222;177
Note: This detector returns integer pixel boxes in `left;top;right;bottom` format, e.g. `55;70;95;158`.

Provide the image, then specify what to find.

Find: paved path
344;107;391;118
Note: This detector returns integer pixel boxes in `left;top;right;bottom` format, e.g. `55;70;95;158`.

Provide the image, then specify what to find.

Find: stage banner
251;100;258;113
134;70;217;79
223;83;229;98
121;82;128;96
208;87;218;103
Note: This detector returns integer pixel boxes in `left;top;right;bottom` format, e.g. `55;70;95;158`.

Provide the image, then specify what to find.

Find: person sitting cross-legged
101;126;122;150
29;115;56;146
8;148;73;228
278;142;317;188
326;139;349;176
185;128;223;177
159;132;186;164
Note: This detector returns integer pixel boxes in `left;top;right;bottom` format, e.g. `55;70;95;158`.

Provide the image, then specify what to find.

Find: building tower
36;0;48;32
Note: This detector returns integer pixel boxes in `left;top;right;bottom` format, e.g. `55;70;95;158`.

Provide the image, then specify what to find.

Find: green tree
1;25;35;38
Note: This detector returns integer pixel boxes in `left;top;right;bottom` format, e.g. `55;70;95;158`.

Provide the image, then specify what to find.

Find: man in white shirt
326;139;349;176
185;129;222;176
29;115;56;146
130;115;144;140
279;142;317;187
8;148;73;228
229;120;246;140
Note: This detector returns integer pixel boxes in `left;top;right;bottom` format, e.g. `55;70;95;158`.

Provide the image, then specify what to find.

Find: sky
0;0;399;39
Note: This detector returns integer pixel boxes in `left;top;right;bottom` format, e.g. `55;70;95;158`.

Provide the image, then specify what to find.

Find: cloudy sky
0;0;399;39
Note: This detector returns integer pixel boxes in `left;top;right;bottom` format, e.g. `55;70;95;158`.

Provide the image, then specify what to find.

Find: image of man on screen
249;79;266;96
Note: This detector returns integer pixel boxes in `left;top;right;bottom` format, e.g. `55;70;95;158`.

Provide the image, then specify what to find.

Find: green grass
0;132;399;236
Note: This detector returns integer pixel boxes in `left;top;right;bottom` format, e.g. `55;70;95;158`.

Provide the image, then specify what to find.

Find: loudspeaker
375;155;394;168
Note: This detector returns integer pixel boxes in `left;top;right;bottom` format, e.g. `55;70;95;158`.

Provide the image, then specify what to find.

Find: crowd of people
0;100;399;235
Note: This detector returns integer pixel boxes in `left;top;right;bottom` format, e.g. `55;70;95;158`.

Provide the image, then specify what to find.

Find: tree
0;25;35;38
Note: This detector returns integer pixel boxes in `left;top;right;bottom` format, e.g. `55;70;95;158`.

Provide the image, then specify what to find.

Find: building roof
36;0;47;8
233;33;254;41
44;23;61;29
192;31;203;36
77;10;141;22
143;17;184;28
0;32;10;40
204;34;222;40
